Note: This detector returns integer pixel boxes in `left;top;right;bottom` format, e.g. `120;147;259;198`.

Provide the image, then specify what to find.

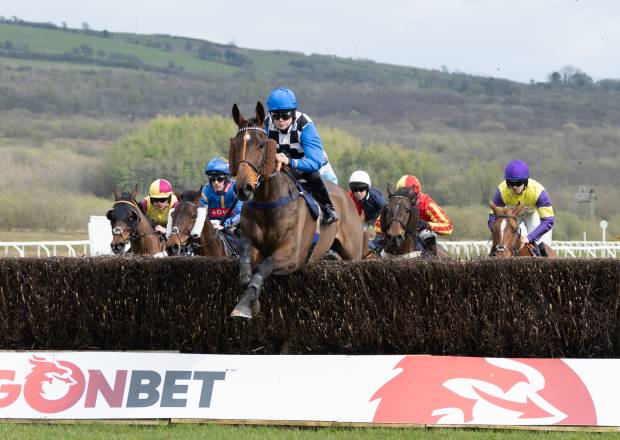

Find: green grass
0;229;86;242
0;23;237;75
0;423;617;440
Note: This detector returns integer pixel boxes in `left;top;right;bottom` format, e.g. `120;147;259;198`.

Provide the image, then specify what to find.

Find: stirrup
321;208;339;225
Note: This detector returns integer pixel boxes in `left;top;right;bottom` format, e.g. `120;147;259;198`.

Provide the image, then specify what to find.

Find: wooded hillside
1;19;618;239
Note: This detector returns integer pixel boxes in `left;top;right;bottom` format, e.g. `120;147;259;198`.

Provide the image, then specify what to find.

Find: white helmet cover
349;170;371;187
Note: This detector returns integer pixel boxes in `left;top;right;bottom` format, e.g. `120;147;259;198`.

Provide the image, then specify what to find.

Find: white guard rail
1;238;620;259
0;240;90;257
441;240;620;259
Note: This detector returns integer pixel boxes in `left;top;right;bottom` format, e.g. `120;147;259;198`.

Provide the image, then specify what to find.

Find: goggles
151;197;169;204
271;111;294;121
506;179;527;188
209;175;227;183
350;185;368;193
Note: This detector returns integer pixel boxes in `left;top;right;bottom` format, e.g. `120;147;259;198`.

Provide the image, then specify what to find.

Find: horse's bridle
111;200;141;241
490;213;522;257
110;200;157;252
383;195;416;239
236;126;270;190
168;201;217;255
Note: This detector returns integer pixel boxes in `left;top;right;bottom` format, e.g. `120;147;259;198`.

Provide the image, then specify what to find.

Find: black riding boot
305;176;339;225
538;242;548;257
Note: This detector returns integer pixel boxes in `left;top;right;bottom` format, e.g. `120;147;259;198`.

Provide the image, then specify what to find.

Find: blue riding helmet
267;88;298;111
205;157;230;176
504;160;529;180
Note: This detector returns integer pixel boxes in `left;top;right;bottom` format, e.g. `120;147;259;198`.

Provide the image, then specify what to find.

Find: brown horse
377;184;449;259
489;202;556;257
228;102;365;318
165;187;226;257
106;186;166;256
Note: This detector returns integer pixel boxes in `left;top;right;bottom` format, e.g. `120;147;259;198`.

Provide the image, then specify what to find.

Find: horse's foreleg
231;256;274;319
238;236;252;289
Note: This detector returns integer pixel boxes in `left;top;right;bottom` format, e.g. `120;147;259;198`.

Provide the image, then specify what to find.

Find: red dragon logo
23;356;85;413
371;356;596;425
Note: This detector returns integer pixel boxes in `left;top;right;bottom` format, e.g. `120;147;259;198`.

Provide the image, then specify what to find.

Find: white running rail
0;240;90;257
440;240;620;259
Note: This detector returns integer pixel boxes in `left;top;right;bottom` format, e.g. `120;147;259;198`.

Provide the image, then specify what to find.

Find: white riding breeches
519;211;552;245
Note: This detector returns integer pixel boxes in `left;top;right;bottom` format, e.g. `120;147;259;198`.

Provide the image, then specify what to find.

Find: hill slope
1;19;619;237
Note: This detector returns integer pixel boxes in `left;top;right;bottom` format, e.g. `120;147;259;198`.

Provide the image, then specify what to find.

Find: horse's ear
513;201;525;217
130;184;139;201
232;103;245;127
194;186;203;203
387;182;395;196
408;189;418;202
255;101;266;124
112;187;121;201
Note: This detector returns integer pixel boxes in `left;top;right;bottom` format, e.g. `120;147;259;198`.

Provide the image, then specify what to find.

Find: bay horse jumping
165;187;226;257
377;183;449;259
106;186;166;256
489;202;556;257
228;102;365;318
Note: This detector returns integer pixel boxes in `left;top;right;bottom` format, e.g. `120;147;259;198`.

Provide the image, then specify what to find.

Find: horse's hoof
230;305;252;319
250;299;261;317
239;275;251;290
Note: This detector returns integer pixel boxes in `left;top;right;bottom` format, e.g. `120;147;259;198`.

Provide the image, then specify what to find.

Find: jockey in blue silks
263;87;339;225
200;157;242;253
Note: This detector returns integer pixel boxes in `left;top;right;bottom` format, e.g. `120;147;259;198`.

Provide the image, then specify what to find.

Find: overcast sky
2;0;619;83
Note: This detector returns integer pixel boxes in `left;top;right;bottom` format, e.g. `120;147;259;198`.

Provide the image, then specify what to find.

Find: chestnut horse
378;184;449;259
489;202;556;257
106;186;166;256
165;187;226;257
228;102;364;318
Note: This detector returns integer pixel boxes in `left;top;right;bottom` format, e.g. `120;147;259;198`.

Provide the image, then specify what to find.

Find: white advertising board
0;353;614;426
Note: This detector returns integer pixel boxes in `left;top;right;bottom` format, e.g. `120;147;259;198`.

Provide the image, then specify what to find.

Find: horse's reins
491;213;522;257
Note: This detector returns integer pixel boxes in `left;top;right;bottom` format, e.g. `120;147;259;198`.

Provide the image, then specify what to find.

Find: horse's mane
179;189;201;203
117;192;135;202
394;187;413;198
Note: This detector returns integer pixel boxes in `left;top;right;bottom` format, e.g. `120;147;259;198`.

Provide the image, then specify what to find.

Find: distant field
0;423;617;440
0;23;237;75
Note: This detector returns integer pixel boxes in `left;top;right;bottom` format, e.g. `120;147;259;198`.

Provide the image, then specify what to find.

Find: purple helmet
504;160;529;180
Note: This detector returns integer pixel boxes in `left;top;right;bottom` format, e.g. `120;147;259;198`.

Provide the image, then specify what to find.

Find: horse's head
106;185;141;254
165;187;203;256
490;201;525;257
229;101;277;201
380;183;420;250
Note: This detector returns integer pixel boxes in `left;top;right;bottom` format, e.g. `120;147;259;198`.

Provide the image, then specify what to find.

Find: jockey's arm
368;187;386;221
527;191;555;242
223;200;243;228
425;198;453;235
289;123;324;173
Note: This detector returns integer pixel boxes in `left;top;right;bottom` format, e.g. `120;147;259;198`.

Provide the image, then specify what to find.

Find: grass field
0;229;86;242
1;423;618;440
0;23;237;75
